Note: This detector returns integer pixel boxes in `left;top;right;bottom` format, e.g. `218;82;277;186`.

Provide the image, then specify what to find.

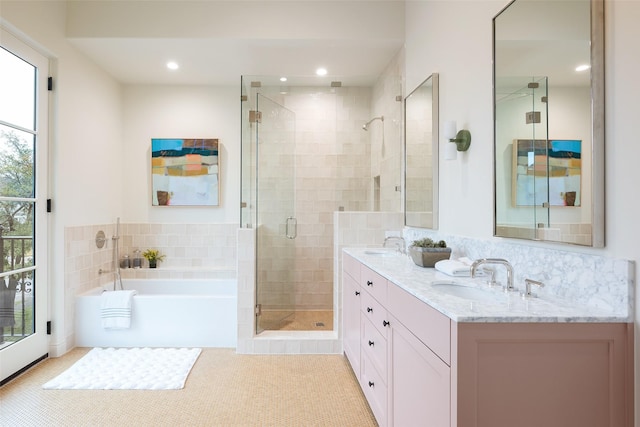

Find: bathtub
75;279;237;348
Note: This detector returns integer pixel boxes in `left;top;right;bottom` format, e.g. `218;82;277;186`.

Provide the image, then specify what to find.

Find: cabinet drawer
360;264;388;305
388;282;451;364
343;253;360;282
361;289;390;338
361;352;388;426
361;316;387;381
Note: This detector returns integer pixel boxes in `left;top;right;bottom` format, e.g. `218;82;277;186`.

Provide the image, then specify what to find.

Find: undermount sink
431;281;501;303
364;250;398;257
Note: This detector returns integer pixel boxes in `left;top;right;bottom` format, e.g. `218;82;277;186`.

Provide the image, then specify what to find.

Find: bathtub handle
286;216;297;239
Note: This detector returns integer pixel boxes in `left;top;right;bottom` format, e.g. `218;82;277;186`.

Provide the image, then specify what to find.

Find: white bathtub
75;279;237;348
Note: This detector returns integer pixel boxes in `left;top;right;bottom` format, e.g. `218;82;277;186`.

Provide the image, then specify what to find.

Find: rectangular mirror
493;0;604;247
405;73;439;229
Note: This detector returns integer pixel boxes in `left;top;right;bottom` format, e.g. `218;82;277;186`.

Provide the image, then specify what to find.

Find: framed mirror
404;73;439;229
493;0;604;247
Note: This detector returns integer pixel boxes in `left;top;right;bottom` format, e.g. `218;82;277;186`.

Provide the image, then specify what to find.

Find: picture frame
151;138;220;206
512;139;581;207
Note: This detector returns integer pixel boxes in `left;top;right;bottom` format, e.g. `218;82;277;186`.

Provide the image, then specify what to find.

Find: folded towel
435;258;474;277
100;290;137;329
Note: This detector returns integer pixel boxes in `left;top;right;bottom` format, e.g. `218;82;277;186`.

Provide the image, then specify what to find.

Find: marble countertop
344;248;628;323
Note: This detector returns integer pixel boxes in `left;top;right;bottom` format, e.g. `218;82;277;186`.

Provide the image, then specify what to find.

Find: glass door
494;76;549;239
254;93;297;333
0;29;49;383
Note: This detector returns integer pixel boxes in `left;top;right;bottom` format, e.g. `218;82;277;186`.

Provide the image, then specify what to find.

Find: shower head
362;115;384;131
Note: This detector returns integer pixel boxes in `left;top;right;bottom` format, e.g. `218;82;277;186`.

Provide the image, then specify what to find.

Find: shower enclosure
241;76;380;333
494;76;550;239
241;82;297;332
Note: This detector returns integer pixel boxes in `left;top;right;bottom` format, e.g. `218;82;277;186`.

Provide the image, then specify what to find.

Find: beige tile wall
372;50;404;213
251;86;374;312
495;223;592;245
237;211;404;355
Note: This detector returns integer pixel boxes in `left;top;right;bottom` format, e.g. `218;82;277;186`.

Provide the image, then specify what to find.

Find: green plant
410;238;447;248
142;249;166;263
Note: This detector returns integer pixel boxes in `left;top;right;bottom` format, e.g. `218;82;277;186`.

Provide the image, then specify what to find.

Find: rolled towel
435;258;474;277
100;290;137;329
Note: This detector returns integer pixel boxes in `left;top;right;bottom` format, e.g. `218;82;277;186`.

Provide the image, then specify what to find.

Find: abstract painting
151;138;219;206
512;139;581;207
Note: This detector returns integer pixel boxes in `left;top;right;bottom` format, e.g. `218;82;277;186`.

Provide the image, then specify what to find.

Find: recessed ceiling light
575;64;590;72
316;67;328;76
280;77;288;82
167;61;179;70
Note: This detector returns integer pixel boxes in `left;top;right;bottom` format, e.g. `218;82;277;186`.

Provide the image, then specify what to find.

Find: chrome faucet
383;236;406;254
522;278;545;299
471;258;516;292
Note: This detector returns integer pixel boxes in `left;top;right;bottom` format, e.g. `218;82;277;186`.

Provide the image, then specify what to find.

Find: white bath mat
43;347;202;390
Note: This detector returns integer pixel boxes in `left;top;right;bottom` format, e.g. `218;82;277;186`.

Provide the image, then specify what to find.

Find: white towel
435;258;474;277
100;290;137;329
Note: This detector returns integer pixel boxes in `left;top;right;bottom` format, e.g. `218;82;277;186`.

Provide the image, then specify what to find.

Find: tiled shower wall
289;86;372;311
64;222;237;345
372;49;404;213
495;223;593;246
251;85;376;312
251;52;404;312
237;211;404;354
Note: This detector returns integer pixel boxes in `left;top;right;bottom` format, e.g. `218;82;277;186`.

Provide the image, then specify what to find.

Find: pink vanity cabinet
342;252;634;427
452;321;633;427
343;252;362;378
343;252;452;426
387;274;451;427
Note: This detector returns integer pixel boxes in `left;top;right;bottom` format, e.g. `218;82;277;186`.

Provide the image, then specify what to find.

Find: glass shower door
254;93;297;333
495;76;549;239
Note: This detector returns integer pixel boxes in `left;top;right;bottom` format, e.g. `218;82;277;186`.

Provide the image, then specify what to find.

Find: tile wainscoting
64;222;238;347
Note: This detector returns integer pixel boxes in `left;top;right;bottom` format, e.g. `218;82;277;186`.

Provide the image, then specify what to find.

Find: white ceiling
66;0;406;87
68;37;404;87
64;0;591;89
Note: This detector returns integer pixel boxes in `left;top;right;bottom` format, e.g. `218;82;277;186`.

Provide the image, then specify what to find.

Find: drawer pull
355;291;360;296
383;320;390;327
367;307;373;313
368;381;375;388
368;340;374;347
367;280;373;287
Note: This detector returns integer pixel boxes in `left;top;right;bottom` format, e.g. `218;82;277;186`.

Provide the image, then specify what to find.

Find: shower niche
240;76;394;333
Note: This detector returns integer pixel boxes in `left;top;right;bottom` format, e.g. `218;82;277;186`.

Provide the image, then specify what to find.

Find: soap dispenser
132;249;142;269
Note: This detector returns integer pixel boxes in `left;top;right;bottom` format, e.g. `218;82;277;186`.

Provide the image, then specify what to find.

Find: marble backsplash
403;228;634;321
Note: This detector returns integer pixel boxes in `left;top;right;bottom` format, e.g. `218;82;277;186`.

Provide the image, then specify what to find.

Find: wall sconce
443;120;471;160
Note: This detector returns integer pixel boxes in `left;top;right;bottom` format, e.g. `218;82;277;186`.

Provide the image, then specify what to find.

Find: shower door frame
241;80;297;333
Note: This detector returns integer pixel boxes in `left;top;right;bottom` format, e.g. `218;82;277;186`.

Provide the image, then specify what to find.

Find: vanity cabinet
359;260;390;425
452;322;633;427
388;278;452;427
343;253;452;426
389;314;450;427
343;252;391;424
342;253;361;376
342;252;634;427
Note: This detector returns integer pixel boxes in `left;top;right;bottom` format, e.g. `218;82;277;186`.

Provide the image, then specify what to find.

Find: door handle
286;216;297;239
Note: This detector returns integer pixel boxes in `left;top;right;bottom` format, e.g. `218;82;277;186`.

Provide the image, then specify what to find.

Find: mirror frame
404;73;439;229
492;0;604;247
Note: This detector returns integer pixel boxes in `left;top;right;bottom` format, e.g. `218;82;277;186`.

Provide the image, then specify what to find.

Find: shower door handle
286;216;297;239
